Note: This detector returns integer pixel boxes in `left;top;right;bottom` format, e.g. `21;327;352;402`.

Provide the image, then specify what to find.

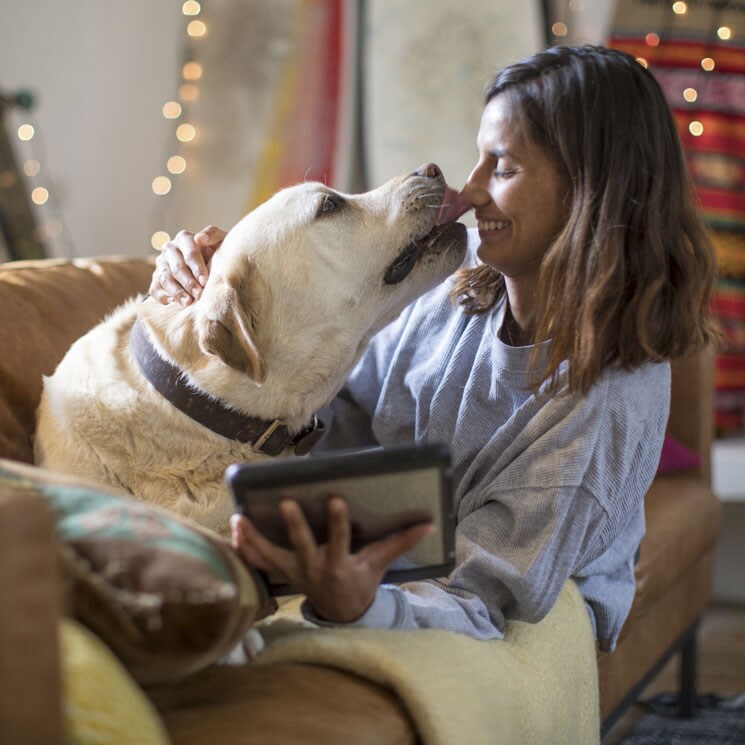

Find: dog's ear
197;269;266;384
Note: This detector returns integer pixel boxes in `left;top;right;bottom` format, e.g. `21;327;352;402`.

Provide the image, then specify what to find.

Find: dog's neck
129;315;323;454
135;299;360;432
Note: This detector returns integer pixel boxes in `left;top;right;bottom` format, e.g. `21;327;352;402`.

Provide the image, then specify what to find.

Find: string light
150;3;208;250
683;87;698;102
179;83;199;102
187;20;207;37
17;124;35;141
672;2;687;15
701;57;715;71
162;101;182;119
151;231;171;250
552;22;568;37
23;159;40;177
636;57;648;68
167;155;187;174
176;123;196;142
568;0;582;10
717;26;732;40
31;186;49;205
182;62;203;81
645;33;661;47
689;121;704;136
152;176;172;195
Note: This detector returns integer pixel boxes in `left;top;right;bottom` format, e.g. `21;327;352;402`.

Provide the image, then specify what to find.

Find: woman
150;45;718;651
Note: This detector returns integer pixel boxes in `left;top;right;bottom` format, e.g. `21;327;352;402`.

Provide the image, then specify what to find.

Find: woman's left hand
230;497;434;623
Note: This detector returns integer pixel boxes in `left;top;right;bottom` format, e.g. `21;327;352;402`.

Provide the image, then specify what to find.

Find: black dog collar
129;317;324;456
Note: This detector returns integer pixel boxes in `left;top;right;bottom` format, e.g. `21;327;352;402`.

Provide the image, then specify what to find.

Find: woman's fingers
364;522;436;569
231;513;293;575
280;500;321;568
326;496;351;567
149;225;225;305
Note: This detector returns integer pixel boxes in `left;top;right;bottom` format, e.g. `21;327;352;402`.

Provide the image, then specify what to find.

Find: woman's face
463;94;567;282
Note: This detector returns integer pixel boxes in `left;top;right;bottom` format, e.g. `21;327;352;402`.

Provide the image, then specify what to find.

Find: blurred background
0;0;743;599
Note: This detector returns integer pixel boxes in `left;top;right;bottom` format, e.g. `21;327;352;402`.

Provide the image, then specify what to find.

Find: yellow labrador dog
34;164;467;535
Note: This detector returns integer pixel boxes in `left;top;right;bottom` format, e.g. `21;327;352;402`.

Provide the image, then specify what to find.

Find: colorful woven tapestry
610;0;745;436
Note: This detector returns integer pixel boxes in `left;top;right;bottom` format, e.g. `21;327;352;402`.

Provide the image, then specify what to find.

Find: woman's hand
149;225;227;305
231;497;435;623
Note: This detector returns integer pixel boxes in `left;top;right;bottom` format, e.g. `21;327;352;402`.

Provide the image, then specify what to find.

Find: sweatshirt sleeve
302;483;609;639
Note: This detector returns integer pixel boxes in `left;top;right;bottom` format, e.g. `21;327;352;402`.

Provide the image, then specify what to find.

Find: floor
602;603;745;744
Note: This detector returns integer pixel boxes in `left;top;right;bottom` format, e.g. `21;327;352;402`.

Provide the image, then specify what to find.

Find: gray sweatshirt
308;248;670;652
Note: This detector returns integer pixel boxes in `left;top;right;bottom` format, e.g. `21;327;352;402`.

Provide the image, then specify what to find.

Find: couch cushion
0;459;271;685
629;473;721;622
0;256;154;463
148;662;417;745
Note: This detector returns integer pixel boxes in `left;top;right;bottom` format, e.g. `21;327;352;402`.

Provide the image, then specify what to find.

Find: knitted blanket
254;581;600;745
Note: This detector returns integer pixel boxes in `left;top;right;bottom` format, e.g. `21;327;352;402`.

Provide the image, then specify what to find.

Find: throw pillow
0;459;271;684
657;433;702;474
61;617;169;745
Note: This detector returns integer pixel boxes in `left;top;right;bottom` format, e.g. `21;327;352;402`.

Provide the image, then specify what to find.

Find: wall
0;1;182;258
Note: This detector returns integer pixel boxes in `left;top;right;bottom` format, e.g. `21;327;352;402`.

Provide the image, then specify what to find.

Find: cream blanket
254;581;600;745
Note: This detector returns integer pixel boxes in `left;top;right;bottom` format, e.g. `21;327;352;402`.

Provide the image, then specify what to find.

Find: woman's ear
197;265;266;384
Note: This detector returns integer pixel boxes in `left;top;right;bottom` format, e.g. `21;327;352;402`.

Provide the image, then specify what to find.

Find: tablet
225;442;455;595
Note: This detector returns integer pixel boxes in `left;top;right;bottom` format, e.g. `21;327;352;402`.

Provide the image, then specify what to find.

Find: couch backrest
0;256;154;463
0;256;715;479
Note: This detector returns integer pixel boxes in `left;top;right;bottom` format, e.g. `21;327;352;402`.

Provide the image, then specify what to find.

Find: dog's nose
414;163;442;178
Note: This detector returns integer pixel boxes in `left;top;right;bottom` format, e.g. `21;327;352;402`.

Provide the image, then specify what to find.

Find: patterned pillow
0;459;271;685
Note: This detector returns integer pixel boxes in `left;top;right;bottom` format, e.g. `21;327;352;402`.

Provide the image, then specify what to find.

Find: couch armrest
0;486;63;744
669;348;715;484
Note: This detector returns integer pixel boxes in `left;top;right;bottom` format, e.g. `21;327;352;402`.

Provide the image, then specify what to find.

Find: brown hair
451;45;720;395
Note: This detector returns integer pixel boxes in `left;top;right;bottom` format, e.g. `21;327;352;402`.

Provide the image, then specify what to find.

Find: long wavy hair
451;45;720;395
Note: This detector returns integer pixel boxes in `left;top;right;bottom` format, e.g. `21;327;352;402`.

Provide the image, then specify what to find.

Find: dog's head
196;165;467;388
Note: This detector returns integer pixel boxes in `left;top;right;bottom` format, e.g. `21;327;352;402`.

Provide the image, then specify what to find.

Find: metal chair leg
680;625;698;718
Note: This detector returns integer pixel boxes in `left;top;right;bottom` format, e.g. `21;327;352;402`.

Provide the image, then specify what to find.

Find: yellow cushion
61;619;170;745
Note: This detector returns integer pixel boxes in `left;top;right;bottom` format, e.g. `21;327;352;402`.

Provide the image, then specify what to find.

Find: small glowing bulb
689;121;704;136
182;62;202;81
672;1;687;14
46;219;62;238
162;101;182;119
167;155;187;174
718;26;732;40
18;124;35;141
0;170;17;188
179;83;199;102
23;160;41;177
151;231;171;250
31;186;49;205
187;20;207;37
683;87;698;102
552;22;568;37
568;0;582;11
182;0;201;15
176;123;196;142
152;176;172;195
646;33;660;47
636;57;648;68
701;57;715;71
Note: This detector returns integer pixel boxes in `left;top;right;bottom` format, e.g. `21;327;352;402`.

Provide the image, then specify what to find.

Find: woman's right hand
149;225;227;306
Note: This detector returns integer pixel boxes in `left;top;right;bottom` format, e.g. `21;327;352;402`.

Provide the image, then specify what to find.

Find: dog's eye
318;194;339;215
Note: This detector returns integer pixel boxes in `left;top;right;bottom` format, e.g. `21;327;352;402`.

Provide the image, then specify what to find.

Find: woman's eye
494;169;515;179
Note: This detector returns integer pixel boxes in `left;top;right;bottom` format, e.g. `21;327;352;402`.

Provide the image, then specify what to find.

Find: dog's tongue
435;187;471;225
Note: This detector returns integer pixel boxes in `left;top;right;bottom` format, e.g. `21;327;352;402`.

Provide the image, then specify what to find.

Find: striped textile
610;0;745;436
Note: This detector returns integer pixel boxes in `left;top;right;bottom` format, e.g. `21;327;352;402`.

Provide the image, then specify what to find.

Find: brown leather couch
0;256;722;744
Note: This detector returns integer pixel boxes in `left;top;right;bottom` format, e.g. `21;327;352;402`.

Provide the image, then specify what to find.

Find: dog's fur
34;170;467;534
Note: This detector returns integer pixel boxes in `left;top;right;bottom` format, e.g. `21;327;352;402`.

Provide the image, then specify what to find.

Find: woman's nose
462;164;490;205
